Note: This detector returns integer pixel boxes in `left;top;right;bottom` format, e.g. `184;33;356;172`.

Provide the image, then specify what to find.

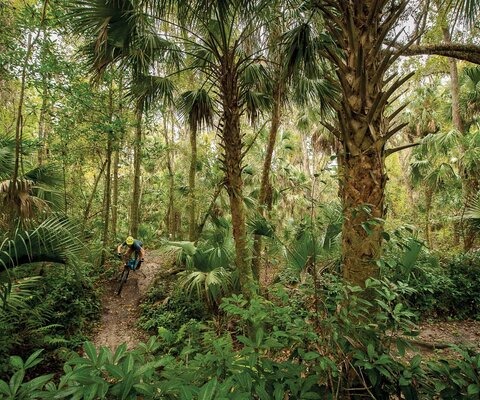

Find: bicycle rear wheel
116;268;130;295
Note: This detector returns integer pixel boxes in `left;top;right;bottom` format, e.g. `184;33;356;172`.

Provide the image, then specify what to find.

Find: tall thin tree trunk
130;107;142;237
111;75;123;242
37;72;49;166
83;159;108;222
100;84;114;267
188;124;198;241
162;114;176;238
221;51;255;299
197;182;223;238
425;186;433;249
101;140;112;266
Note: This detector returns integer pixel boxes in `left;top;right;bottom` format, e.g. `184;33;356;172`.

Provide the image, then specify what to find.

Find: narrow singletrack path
91;249;167;351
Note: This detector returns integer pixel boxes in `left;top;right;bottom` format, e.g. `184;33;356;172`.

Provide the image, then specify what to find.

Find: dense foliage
1;0;480;398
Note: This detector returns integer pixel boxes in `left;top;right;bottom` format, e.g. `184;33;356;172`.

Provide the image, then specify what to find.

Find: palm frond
0;276;42;311
0;217;84;271
282;22;322;79
293;75;339;115
162;240;197;257
247;215;274;238
128;75;175;111
452;0;480;27
244;91;271;124
465;193;480;232
177;89;214;132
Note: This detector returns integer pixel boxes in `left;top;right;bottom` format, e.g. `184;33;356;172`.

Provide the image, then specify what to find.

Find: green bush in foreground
1;278;479;399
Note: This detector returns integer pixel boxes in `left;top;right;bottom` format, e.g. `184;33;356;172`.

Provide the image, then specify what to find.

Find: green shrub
139;284;209;333
0;264;100;379
398;252;480;320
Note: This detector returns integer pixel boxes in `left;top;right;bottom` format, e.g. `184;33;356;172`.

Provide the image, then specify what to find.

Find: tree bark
37;70;49;166
188;124;198;241
130;107;142;237
162;114;176;238
425;186;433;249
220;50;255;299
319;1;410;286
111;75;123;242
83;159;108;223
400;43;480;65
197;182;223;238
100;83;114;267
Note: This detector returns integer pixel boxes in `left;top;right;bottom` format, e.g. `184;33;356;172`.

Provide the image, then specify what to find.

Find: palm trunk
320;1;410;286
100;84;114;267
111;75;123;242
188;124;198;241
130;107;142;237
162;115;176;238
339;151;385;285
425;186;433;249
220;51;254;299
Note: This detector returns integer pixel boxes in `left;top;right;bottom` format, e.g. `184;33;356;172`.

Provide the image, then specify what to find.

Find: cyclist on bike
117;236;145;270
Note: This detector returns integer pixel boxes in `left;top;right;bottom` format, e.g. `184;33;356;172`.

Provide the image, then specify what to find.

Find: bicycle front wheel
116;268;130;295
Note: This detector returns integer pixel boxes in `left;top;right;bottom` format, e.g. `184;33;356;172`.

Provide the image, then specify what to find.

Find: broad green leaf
24;349;44;369
9;370;25;395
0;380;11;396
121;373;134;400
83;341;98;364
9;356;23;370
468;384;480;395
198;378;218;400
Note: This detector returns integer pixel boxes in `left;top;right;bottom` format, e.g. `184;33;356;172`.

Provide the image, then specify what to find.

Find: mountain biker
117;236;145;270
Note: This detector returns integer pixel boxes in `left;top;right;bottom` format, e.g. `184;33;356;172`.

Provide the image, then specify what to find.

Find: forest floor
90;253;480;357
91;249;168;351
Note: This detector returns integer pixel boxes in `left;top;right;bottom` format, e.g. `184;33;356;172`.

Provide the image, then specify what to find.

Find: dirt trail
92;250;168;351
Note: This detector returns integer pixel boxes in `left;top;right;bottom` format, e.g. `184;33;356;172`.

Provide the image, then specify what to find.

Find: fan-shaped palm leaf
465;194;480;232
281;22;325;80
247;215;274;238
452;0;480;27
0;276;42;311
0;217;84;271
177;89;214;131
128;75;175;111
0;165;64;227
178;267;232;309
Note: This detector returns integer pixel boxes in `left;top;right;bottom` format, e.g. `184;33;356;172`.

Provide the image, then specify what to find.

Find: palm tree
285;1;417;286
68;0;270;298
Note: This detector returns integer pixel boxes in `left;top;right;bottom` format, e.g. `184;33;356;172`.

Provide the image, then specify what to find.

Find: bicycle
116;257;141;295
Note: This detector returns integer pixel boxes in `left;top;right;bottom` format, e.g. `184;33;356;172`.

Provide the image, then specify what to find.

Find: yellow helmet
125;236;134;245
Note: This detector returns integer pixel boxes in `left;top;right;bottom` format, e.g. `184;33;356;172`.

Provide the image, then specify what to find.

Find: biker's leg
134;251;142;270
